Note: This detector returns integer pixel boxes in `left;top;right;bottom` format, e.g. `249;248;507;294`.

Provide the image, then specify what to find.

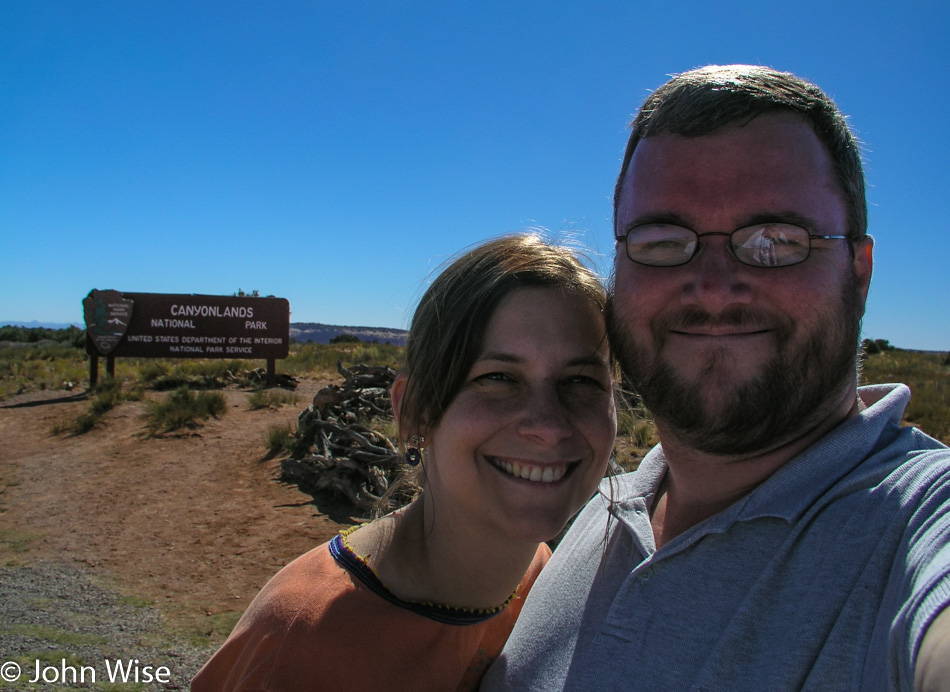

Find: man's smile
670;327;771;337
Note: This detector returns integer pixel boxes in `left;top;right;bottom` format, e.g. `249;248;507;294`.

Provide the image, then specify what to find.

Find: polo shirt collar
737;383;910;522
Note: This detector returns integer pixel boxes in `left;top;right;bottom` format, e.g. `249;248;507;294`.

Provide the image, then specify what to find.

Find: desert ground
0;379;350;650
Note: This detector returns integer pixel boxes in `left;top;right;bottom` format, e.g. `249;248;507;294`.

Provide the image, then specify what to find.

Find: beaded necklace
332;525;519;625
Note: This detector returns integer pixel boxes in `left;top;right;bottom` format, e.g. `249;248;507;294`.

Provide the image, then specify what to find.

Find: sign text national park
83;290;290;359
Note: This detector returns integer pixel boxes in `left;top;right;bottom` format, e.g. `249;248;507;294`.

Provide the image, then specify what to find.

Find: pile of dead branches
240;368;298;389
281;362;410;516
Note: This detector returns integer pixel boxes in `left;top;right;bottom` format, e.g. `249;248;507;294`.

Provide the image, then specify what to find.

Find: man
481;65;950;691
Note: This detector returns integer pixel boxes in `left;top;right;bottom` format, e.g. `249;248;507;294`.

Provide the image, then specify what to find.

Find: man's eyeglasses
617;222;848;268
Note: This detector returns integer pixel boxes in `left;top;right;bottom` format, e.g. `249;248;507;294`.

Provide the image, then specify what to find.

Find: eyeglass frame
615;221;849;268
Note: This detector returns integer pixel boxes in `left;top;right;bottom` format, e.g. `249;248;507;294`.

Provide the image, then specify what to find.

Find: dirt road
0;380;348;642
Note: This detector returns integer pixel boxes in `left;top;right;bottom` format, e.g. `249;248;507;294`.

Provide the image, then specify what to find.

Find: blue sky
1;1;948;350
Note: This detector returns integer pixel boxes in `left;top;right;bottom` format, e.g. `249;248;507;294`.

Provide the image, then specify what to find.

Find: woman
191;233;617;691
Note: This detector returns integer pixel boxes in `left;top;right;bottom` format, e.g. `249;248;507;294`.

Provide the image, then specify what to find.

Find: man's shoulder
597;469;644;497
863;414;949;475
599;447;667;498
844;383;949;480
880;436;950;500
902;424;950;456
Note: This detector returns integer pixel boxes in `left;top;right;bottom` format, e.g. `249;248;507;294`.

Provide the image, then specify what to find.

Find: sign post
83;290;291;388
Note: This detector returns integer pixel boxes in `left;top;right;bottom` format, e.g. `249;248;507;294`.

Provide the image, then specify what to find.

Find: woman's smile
486;455;576;483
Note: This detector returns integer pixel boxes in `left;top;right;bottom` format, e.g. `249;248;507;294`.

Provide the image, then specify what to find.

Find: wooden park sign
83;289;290;386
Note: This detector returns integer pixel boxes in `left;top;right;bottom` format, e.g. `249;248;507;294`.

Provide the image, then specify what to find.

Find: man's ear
852;235;874;311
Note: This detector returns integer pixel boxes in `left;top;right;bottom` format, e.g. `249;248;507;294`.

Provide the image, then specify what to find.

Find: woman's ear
390;372;408;439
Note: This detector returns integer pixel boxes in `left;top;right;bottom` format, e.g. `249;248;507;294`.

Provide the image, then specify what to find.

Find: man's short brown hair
613;65;867;242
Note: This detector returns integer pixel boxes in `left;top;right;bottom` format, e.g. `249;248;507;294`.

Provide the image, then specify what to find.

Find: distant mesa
1;320;83;330
289;323;408;346
2;320;408;347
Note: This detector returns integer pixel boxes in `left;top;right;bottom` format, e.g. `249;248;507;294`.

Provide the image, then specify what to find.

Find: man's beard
608;278;863;456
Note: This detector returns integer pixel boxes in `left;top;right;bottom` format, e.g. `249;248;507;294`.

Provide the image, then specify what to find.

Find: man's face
611;112;873;455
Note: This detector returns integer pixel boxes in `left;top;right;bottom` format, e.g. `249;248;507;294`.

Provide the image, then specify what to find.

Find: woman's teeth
490;457;568;483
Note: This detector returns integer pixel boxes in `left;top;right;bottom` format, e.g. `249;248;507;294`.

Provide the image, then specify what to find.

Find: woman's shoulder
227;539;338;626
191;538;349;691
523;542;552;583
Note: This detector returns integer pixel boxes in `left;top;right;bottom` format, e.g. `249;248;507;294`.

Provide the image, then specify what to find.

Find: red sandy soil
0;380;351;638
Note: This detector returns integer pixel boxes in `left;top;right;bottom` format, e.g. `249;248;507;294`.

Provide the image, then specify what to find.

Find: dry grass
248;389;299;410
5;329;947;449
145;387;228;434
860;349;950;443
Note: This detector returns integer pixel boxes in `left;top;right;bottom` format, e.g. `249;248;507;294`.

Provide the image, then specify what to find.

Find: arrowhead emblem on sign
82;289;134;355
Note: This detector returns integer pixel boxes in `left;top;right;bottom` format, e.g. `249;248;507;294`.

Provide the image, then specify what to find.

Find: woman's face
423;286;616;545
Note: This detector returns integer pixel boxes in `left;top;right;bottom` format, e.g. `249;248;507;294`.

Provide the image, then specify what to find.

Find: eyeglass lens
625;223;812;267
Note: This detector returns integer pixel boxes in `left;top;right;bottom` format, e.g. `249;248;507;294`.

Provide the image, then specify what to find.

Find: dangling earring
404;435;424;466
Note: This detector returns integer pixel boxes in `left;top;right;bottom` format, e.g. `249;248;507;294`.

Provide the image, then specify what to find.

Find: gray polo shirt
482;384;950;691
